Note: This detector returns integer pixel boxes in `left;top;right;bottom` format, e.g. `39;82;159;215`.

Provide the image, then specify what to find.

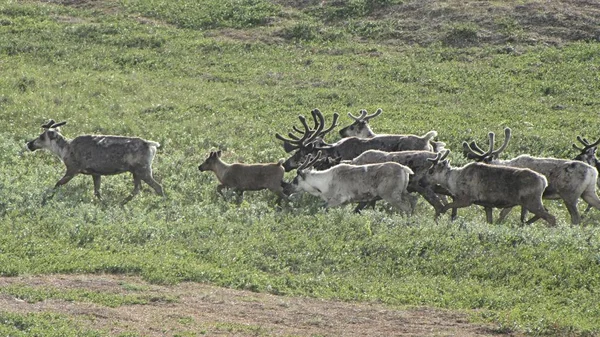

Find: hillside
1;1;600;336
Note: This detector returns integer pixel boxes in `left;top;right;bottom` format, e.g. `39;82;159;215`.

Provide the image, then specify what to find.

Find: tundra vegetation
1;0;600;335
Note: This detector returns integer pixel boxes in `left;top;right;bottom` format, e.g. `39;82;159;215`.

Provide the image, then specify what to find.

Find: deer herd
27;110;600;226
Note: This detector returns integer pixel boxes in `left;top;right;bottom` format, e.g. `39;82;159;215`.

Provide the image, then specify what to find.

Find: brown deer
198;150;288;203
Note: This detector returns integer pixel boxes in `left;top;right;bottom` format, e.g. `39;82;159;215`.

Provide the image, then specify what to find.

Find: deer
423;150;556;226
290;152;416;214
572;136;600;175
572;136;600;213
198;150;289;204
464;128;600;225
338;108;446;152
26;119;164;203
276;109;439;172
350;149;454;218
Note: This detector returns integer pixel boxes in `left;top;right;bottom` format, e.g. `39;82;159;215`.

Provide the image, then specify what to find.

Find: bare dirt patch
0;274;516;336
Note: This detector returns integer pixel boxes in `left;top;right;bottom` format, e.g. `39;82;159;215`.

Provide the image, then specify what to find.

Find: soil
0;274;516;336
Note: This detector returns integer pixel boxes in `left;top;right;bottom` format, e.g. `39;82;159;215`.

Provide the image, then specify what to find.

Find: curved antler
347;109;367;122
574;135;600;151
51;121;67;129
426;149;450;165
317;111;339;138
298;151;322;171
41;119;56;129
490;127;511;157
363;108;382;122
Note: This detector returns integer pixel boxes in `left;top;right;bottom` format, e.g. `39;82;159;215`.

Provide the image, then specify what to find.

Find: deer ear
216;150;222;157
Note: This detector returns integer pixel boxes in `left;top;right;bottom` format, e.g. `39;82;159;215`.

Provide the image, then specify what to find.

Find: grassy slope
1;0;600;335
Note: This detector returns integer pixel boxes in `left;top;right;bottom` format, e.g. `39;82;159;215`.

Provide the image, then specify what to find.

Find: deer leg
564;199;581;225
140;169;164;196
496;207;513;223
353;202;369;213
484;207;493;224
92;175;102;199
580;185;600;215
43;171;77;204
216;184;227;199
122;173;142;204
523;203;556;227
235;190;244;204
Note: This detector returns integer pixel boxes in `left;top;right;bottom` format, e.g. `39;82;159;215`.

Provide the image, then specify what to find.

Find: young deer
198;151;288;203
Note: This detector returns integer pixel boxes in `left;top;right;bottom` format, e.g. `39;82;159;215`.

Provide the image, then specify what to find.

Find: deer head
26;119;68;152
339;108;382;138
276;109;339;171
572;136;600;168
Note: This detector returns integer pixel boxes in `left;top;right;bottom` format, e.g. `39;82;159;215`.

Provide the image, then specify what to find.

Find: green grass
0;312;104;337
1;0;600;335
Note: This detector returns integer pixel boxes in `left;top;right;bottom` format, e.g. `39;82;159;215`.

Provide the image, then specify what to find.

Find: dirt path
0;274;516;336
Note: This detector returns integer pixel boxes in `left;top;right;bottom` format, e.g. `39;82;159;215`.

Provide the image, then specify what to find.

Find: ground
0;274;516;336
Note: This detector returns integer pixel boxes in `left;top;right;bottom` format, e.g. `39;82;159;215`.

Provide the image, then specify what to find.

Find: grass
1;0;600;335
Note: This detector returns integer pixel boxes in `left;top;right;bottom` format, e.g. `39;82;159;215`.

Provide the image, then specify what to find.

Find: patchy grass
1;0;600;335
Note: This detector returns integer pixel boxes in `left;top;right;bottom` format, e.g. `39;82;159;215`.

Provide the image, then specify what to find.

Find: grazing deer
339;108;446;152
424;150;556;226
27;120;164;203
198;150;288;203
464;128;600;224
290;152;416;213
276;109;439;171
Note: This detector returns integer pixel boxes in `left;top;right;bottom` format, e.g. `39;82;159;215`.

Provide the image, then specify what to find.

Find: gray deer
27;120;164;203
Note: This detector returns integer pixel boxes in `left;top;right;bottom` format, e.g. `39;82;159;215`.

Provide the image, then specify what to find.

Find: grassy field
1;0;600;335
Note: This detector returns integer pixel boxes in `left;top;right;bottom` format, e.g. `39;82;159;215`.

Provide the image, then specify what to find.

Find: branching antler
426;149;450;166
573;136;600;152
297;151;322;171
463;127;511;161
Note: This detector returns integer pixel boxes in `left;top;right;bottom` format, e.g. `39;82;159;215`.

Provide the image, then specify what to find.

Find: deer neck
212;160;231;183
50;135;71;162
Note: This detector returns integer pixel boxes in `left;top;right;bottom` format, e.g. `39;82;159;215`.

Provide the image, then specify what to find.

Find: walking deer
27;119;164;203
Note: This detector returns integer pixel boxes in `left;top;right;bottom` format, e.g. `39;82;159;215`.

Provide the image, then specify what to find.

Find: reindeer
350;149;451;217
26;119;164;203
198;150;288;203
464;128;600;224
572;136;600;213
572;136;600;175
424;151;556;226
290;152;416;213
276;109;439;171
339;108;446;152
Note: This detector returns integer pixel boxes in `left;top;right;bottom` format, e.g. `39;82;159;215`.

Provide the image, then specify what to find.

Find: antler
297;151;322;171
463;127;511;161
315;110;339;138
41;119;56;129
426;149;450;165
490;127;511;158
275;115;312;153
347;109;367;122
573;136;600;151
51;121;67;129
363;108;382;122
